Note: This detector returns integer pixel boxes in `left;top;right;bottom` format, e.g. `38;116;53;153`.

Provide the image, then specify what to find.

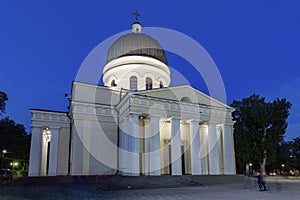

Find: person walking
256;171;267;191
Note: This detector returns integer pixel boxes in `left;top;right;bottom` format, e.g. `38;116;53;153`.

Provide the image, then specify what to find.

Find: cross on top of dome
132;11;142;33
133;11;140;22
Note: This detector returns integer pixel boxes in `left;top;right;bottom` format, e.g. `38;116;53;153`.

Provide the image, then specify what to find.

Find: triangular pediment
132;85;233;110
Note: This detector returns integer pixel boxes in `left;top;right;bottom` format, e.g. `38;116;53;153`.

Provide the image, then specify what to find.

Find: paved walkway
1;177;299;199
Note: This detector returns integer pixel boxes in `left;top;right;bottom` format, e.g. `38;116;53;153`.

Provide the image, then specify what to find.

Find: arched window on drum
159;81;164;88
111;80;117;87
130;76;138;91
146;77;153;90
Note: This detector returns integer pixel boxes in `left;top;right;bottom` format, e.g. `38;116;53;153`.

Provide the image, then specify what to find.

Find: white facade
28;20;236;177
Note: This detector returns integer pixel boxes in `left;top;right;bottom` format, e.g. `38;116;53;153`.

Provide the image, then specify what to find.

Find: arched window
180;96;192;103
159;81;164;88
111;80;117;87
146;77;152;90
130;76;137;91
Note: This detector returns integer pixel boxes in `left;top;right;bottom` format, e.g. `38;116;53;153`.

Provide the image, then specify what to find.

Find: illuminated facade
29;20;236;176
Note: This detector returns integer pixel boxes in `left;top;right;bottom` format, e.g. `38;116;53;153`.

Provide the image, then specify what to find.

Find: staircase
9;175;244;190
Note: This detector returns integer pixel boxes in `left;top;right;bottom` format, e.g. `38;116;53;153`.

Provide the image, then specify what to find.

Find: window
111;80;117;87
180;97;192;103
146;77;152;90
130;76;137;91
159;81;164;88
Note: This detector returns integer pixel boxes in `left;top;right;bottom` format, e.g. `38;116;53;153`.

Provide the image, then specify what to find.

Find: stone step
9;175;244;190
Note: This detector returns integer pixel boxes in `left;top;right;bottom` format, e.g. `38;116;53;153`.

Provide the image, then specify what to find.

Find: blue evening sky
0;1;299;141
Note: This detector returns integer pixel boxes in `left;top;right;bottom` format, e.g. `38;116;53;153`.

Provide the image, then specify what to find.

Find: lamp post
0;149;7;169
281;164;285;174
249;163;253;175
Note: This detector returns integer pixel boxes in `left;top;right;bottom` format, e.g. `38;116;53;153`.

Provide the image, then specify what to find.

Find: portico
28;111;70;176
116;91;236;176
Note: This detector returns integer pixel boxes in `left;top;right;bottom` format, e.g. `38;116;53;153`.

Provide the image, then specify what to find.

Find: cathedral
28;17;236;177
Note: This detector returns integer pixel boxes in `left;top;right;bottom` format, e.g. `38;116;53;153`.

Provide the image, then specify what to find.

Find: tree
0;91;8;115
291;137;300;170
231;94;291;174
0;117;31;170
0;91;31;172
274;141;292;171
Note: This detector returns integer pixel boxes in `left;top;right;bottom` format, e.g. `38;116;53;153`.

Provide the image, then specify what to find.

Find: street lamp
0;149;7;169
281;164;285;174
10;162;18;170
248;163;253;176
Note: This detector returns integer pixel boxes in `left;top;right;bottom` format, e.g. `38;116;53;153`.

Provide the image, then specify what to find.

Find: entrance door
168;144;172;174
181;145;186;175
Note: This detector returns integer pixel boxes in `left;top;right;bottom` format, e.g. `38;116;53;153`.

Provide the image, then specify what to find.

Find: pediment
132;85;233;110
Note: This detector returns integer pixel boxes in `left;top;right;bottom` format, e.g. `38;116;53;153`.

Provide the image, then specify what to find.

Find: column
222;124;236;174
199;125;209;174
144;119;150;175
149;114;161;176
127;114;140;176
28;125;42;176
189;119;201;175
170;117;182;175
207;122;220;174
217;126;224;174
48;126;60;176
120;117;129;175
40;132;49;176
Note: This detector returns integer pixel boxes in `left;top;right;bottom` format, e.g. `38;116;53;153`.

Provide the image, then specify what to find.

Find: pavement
0;176;299;200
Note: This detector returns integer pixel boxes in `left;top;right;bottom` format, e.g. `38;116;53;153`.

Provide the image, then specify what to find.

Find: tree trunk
260;127;268;175
260;150;267;175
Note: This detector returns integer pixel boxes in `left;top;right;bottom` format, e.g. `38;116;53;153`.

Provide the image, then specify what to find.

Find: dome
102;20;171;91
106;32;168;65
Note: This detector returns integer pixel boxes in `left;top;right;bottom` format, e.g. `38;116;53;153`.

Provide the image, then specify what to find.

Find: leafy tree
231;94;291;174
291;137;300;169
0;91;8;115
273;141;292;171
0;118;31;170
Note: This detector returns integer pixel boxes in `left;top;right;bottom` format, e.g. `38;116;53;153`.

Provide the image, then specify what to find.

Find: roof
106;33;168;65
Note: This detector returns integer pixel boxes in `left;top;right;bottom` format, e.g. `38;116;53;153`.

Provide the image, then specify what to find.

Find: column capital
205;121;219;125
169;116;181;121
222;122;235;127
187;119;201;124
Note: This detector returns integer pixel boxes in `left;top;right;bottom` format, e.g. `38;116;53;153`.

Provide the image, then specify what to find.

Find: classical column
48;126;60;176
144;119;150;175
189;119;201;175
127;114;140;176
28;125;42;176
120;117;129;175
149;114;161;176
222;124;236;174
170;117;182;175
40;131;49;176
207;122;220;174
199;125;209;174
